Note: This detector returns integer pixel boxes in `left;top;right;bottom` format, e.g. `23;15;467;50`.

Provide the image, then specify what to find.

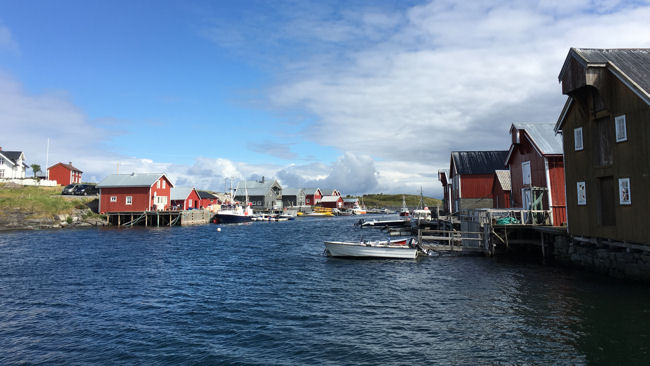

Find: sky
1;0;650;197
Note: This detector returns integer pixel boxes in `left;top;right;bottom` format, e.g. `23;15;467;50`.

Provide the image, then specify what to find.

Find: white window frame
0;158;4;165
574;127;583;151
162;180;166;189
157;180;161;189
110;196;117;202
615;115;627;142
577;181;586;205
188;199;193;207
618;178;631;205
522;161;531;185
126;196;133;205
0;170;4;178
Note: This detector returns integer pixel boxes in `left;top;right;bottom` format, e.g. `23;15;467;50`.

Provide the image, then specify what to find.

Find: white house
0;147;28;179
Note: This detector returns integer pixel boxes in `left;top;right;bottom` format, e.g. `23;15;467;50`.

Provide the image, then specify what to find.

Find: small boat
356;218;411;228
399;195;410;217
411;187;432;224
324;238;420;259
212;179;254;224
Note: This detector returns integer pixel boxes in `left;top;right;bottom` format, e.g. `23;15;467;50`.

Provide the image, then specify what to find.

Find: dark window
592;117;613;166
597;176;616;226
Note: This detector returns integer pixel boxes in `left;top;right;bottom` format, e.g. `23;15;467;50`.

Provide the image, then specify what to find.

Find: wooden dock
105;209;212;227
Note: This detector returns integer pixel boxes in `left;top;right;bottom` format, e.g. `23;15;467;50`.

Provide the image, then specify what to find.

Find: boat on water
412;187;432;224
212;179;254;224
324;238;421;259
356;218;411;228
399;195;410;217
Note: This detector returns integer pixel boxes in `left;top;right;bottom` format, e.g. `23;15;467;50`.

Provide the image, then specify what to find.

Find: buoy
217;227;221;232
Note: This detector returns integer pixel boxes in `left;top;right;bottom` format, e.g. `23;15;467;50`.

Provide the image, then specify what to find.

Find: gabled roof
97;173;173;188
506;123;563;164
197;190;218;200
494;170;511;191
0;151;28;168
303;188;322;195
282;188;304;196
49;162;82;173
451;151;508;175
170;187;195;201
438;169;449;184
559;48;650;105
320;195;342;202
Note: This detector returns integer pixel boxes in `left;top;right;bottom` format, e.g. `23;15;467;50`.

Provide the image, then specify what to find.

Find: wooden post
145;213;148;227
117;214;121;226
157;212;160;227
418;229;422;246
541;232;546;264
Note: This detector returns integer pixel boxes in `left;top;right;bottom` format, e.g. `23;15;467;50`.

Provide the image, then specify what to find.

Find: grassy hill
354;193;441;209
0;184;95;219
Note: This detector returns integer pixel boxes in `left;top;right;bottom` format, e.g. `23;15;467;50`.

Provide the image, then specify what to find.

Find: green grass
0;184;96;219
353;193;442;209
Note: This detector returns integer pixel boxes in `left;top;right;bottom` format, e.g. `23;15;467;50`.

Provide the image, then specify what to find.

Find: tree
30;164;41;178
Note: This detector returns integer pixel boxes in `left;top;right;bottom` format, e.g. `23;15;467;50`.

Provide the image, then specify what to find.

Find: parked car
73;184;98;196
62;184;79;195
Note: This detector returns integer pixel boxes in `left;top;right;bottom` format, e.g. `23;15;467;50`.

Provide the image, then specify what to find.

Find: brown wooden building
554;48;650;245
437;169;452;214
505;123;566;226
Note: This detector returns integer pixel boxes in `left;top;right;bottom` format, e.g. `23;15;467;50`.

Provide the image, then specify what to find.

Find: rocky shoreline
0;208;108;232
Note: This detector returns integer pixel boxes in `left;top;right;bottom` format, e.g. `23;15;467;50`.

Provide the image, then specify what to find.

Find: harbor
1;215;649;365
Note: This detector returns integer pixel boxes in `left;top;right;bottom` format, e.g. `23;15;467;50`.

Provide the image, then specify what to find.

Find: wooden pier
105;209;212;227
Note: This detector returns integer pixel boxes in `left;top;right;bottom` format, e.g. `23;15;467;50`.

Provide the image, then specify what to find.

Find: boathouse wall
559;67;650;244
100;187;150;213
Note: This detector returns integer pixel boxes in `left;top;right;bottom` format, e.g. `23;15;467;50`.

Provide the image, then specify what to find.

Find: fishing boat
399;195;410;217
212;179;254;224
324;238;420;259
411;187;432;224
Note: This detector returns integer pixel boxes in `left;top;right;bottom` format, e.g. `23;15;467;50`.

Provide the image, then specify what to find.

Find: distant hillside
354;194;441;209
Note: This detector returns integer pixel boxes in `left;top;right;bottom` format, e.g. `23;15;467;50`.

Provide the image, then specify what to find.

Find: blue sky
2;0;650;196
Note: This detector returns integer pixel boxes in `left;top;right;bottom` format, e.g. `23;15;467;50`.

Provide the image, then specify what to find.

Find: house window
574;127;583;151
577;182;586;205
0;170;4;178
157;180;161;189
615;115;627;142
110;196;117;202
0;158;4;165
126;196;133;205
162;180;166;189
522;161;531;185
188;199;193;207
306;198;310;204
619;178;631;205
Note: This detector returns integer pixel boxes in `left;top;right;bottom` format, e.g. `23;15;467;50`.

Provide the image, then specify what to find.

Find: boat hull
324;241;418;259
213;214;253;224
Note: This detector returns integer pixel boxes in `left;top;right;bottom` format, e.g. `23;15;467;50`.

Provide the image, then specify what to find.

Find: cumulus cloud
0;23;18;52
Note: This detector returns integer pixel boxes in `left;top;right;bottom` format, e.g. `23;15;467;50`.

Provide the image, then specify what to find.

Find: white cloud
0;23;18;52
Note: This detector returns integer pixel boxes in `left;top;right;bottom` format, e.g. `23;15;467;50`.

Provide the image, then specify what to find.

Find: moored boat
212;179;254;224
399;195;410;217
324;238;420;259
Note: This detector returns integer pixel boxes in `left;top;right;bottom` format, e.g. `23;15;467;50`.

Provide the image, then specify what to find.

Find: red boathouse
97;173;174;213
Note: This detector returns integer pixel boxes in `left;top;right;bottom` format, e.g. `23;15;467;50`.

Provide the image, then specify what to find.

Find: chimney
0;146;2;151
69;161;72;166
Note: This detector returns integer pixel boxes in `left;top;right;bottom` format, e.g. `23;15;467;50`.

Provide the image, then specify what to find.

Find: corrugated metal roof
494;170;511;191
343;198;358;203
97;173;169;188
320;195;341;202
282;188;304;196
197;190;218;199
562;48;650;105
170;187;194;201
303;188;321;195
513;122;563;155
235;188;269;197
451;151;508;175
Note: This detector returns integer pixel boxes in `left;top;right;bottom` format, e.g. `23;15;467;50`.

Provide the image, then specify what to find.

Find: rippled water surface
1;215;649;365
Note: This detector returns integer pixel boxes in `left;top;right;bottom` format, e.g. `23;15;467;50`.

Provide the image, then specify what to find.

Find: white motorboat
324;238;420;259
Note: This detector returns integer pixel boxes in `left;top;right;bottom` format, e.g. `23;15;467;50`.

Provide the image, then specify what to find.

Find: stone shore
0;208;108;232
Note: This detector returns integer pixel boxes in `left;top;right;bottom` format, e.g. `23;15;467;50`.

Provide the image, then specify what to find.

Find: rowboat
324;238;420;259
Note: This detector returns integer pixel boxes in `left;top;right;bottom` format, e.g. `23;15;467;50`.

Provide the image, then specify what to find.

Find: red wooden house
505;123;566;226
492;170;511;208
197;190;220;208
97;173;173;213
449;151;509;212
48;162;82;186
304;188;322;206
171;187;201;210
320;195;344;209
